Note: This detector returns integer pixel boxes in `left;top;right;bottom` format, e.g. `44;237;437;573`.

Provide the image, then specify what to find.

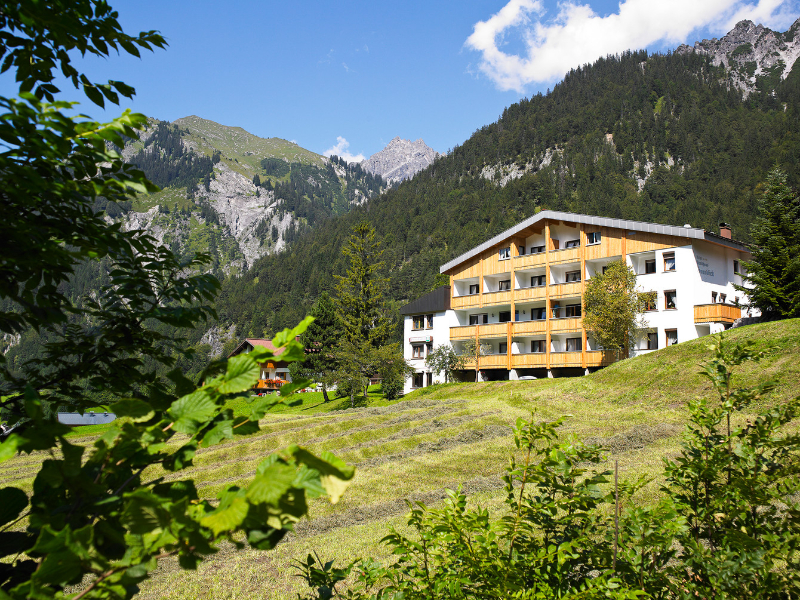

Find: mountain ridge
360;136;439;185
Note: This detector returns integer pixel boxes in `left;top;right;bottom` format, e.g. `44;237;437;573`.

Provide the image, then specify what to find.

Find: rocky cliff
360;137;439;185
677;18;800;97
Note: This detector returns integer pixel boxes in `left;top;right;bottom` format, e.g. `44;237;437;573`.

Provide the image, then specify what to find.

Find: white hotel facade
401;211;755;393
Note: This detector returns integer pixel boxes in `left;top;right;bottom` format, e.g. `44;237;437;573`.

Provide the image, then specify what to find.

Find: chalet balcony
550;317;582;333
452;294;481;310
549;281;582;298
514;252;547;269
511;320;547;335
514;286;547;302
254;378;287;392
481;290;512;306
694;303;741;325
549;247;580;264
511;353;547;368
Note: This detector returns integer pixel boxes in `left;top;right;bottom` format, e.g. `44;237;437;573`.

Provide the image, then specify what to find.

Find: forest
214;49;800;341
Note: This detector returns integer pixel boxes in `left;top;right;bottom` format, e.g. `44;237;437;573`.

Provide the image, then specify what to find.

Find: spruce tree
291;292;341;402
738;167;800;319
334;221;393;348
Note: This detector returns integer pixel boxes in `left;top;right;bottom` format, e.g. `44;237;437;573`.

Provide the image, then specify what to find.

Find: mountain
115;117;385;277
360;137;439;185
215;19;800;342
676;18;800;97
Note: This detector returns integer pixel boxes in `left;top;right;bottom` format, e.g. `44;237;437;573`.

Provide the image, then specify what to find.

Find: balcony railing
511;320;547;336
462;354;508;369
481;290;512;305
511;353;547;368
550;317;582;332
549;352;583;367
450;325;477;340
514;252;547;268
255;378;287;391
694;303;741;324
549;281;582;298
549;247;580;263
452;294;481;310
514;286;547;302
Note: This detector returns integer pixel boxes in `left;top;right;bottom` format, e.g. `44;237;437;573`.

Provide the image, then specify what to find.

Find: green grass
4;320;800;599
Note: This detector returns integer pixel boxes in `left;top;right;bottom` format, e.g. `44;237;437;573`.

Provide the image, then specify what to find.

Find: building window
551;305;562;319
565;304;581;317
469;283;479;295
663;252;676;272
647;332;658;350
426;372;433;387
518;244;526;256
412;373;423;388
412;315;424;330
499;311;511;323
426;314;433;328
665;290;677;310
643;292;657;311
565;239;580;248
566;270;581;283
733;260;740;274
469;313;488;325
412;345;424;359
532;307;546;320
499;279;511;291
665;329;678;346
531;275;546;287
531;340;545;353
514;310;520;322
426;343;433;356
645;259;656;274
499;247;511;260
711;291;717;303
587;231;601;244
499;342;508;354
719;293;727;304
566;337;582;352
530;245;545;254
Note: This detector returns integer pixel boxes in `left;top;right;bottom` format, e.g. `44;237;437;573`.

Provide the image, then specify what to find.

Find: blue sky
2;0;798;160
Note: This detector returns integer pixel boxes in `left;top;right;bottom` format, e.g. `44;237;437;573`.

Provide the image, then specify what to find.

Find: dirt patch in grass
585;423;683;454
355;424;511;469
290;474;504;539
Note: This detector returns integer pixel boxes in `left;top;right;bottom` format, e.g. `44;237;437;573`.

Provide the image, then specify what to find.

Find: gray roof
440;210;747;273
400;286;451;316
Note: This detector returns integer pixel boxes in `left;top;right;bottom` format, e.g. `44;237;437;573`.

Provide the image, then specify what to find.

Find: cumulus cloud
323;136;365;163
465;0;799;92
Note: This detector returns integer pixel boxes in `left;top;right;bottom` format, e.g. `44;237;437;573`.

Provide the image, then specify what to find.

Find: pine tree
290;292;341;402
738;167;800;319
334;221;393;348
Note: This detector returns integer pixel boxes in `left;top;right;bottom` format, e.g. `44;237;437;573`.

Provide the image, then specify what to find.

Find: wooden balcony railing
482;290;512;306
586;351;617;367
511;320;547;336
255;378;287;390
694;303;741;324
548;247;580;264
511;353;547;368
450;325;477;340
550;317;582;333
514;252;547;269
514;286;547;302
549;352;583;367
549;282;582;298
452;295;482;310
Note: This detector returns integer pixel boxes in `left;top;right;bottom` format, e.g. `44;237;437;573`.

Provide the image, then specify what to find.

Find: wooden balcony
255;378;287;391
511;320;547;336
549;282;582;298
514;252;547;269
511;353;547;368
450;325;477;340
694;303;741;325
549;352;583;367
549;247;580;264
479;323;509;338
482;290;512;306
462;354;509;369
452;294;481;310
514;286;547;302
586;351;617;367
550;317;582;333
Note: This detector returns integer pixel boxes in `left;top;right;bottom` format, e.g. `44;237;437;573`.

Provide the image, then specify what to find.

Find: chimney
719;222;731;239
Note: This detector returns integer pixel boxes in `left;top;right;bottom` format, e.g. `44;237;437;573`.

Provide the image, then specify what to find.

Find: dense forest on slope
216;49;800;340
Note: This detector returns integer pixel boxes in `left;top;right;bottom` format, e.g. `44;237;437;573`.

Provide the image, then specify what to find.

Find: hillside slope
5;321;796;599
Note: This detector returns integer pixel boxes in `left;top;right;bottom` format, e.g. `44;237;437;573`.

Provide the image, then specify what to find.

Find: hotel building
402;211;754;392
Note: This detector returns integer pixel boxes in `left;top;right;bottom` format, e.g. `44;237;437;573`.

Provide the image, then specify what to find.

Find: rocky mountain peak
361;137;439;185
676;17;800;97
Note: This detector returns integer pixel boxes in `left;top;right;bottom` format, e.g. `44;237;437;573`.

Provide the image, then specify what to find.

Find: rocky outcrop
676;18;800;97
361;137;438;185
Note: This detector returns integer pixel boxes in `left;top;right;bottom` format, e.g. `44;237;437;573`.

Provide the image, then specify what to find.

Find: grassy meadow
2;320;799;598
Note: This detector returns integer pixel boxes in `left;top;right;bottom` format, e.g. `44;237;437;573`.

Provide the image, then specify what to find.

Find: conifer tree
290;292;341;401
737;167;800;319
334;221;393;348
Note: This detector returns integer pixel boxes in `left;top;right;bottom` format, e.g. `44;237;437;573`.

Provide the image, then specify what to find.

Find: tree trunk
322;384;329;403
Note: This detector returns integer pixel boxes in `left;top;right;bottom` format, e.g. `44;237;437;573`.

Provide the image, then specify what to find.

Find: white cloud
323;136;365;163
465;0;799;92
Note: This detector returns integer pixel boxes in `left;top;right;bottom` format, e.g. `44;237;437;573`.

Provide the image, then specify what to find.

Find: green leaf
110;398;154;423
279;377;312;397
201;419;234;448
0;487;28;527
200;487;249;536
0;434;21;463
272;316;314;348
246;463;297;505
288;447;355;504
168;389;217;434
246;527;286;550
218;354;259;394
121;491;168;535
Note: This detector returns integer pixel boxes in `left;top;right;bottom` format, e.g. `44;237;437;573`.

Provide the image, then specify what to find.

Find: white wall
403;309;459;394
